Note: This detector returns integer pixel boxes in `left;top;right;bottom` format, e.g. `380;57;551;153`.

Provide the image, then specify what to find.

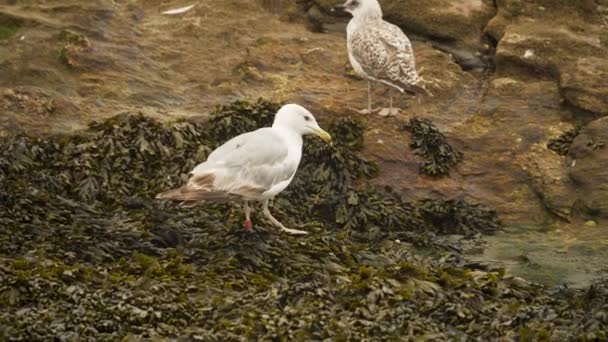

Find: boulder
569;117;608;218
491;1;608;116
560;57;608;115
381;0;496;52
516;143;577;221
495;22;605;75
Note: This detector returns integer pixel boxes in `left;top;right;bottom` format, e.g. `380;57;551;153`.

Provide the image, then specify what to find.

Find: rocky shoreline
1;0;608;339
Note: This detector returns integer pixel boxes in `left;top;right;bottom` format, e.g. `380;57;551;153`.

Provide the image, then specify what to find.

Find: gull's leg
358;81;376;115
243;200;253;231
378;87;400;117
262;199;308;235
368;80;372;113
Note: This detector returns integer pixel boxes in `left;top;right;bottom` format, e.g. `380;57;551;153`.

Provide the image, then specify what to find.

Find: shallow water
468;222;608;288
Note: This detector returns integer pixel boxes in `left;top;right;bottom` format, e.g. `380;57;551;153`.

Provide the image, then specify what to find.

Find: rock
489;77;523;95
515;143;576;221
495;22;605;76
381;0;496;52
306;4;329;33
491;2;608;116
584;220;597;227
301;47;332;71
232;62;265;82
309;0;336;11
569;117;608;218
560;57;608;115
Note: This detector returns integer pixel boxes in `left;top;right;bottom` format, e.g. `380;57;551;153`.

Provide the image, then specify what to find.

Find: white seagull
156;104;332;235
337;0;433;117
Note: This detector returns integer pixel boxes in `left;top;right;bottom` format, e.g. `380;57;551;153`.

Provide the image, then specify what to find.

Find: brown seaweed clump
547;128;579;156
0;99;605;340
403;117;463;176
417;199;500;236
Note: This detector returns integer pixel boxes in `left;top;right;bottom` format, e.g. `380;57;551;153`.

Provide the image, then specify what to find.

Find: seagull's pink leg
243;200;253;231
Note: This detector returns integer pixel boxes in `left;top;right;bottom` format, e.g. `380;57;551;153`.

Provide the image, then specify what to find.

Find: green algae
0;22;19;40
0;14;21;40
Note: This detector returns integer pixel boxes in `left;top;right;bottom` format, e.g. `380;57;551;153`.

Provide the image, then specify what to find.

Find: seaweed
417;198;500;236
57;29;91;67
547;128;579;155
403;117;463;176
0;99;605;340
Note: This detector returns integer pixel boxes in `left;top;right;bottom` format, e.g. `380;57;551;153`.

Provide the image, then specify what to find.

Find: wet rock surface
490;0;608;116
560;57;608;115
382;0;496;70
517;143;576;221
569;117;608;218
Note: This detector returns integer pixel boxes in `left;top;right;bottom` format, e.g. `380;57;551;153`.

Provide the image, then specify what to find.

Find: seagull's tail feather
155;186;234;203
378;78;433;97
403;83;433;97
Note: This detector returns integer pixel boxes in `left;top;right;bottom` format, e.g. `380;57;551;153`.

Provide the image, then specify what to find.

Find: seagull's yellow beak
314;128;332;144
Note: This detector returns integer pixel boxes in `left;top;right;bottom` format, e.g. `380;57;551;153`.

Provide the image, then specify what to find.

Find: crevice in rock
560;101;604;127
423;38;493;73
470;0;500;95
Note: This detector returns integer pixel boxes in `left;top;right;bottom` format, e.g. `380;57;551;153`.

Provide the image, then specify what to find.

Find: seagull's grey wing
350;21;422;91
189;128;295;198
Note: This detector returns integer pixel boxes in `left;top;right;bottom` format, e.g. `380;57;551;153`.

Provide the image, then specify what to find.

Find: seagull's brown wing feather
350;21;429;95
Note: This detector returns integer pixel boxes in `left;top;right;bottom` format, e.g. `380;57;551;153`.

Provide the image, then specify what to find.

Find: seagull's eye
350;0;359;7
304;116;311;122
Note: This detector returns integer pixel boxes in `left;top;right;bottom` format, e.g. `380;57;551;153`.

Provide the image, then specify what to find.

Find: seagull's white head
272;104;332;144
339;0;382;18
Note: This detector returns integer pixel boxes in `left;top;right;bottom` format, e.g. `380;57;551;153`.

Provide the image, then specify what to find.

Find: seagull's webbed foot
262;199;308;235
280;227;309;235
357;107;380;115
377;107;401;117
